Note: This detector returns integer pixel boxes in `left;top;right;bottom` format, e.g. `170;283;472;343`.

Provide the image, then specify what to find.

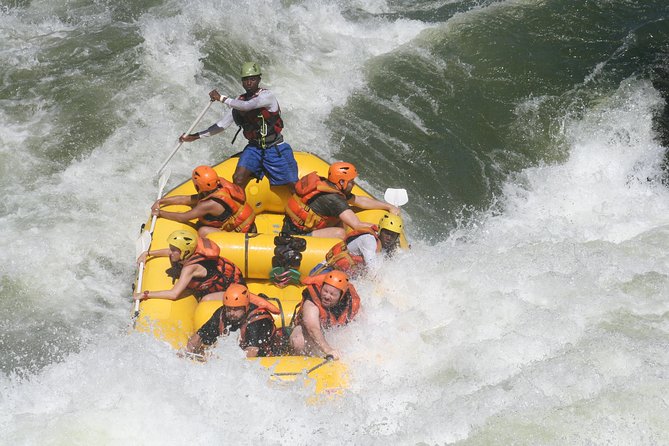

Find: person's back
198;176;255;233
184;254;245;299
284;171;351;236
151;165;257;237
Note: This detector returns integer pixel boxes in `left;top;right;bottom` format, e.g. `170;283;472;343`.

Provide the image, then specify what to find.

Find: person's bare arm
155;200;220;224
350;195;400;215
133;264;203;301
338;209;375;232
301;301;341;360
152;194;198;211
186;332;205;354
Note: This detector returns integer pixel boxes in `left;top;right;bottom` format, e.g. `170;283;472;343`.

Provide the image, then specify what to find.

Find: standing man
179;62;298;189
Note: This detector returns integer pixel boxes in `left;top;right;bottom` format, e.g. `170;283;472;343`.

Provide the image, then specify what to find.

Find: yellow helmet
378;213;403;235
167;229;198;260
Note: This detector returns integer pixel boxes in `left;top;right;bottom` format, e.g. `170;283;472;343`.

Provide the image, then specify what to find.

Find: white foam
3;0;669;443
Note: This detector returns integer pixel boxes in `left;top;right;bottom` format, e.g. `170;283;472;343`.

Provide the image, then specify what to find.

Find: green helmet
240;62;261;78
167;229;198;260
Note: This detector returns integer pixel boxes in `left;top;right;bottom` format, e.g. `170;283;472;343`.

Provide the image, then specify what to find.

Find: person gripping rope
185;284;281;358
134;229;244;303
288;271;360;360
151;165;256;237
179;62;298;189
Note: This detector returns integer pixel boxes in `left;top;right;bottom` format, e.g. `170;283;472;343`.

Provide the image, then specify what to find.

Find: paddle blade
135;231;152;259
384;188;408;207
157;169;171;196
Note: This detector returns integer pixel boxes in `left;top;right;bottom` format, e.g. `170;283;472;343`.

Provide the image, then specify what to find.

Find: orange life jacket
294;274;361;329
323;228;382;273
218;304;277;357
284;172;346;232
231;88;283;148
199;180;255;233
184;239;245;299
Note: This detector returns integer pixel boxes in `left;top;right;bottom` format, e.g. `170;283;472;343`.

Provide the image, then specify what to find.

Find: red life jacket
199;180;255;233
284;172;346;232
294;274;361;329
184;239;244;299
323;228;382;273
231;88;283;148
218;304;277;357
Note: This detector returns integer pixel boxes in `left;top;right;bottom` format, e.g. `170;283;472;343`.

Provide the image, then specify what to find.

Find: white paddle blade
135;231;152;258
384;188;408;207
157;169;171;197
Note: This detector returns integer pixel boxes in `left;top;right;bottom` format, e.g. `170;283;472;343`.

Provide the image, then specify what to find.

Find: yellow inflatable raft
133;152;407;395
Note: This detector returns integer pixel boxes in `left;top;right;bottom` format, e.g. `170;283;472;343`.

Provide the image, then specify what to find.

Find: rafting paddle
156;100;213;176
384;188;408;207
148;169;170;235
133;230;152;322
133;170;170;322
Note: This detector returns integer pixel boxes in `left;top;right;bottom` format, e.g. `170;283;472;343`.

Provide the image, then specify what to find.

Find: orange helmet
192;165;220;192
223;284;250;308
323;270;349;293
328;162;357;191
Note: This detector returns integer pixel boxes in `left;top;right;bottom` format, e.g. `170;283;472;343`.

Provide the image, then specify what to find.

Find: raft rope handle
258;293;286;330
271;356;333;377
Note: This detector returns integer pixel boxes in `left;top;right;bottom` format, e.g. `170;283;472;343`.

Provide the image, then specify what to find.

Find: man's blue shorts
237;142;298;186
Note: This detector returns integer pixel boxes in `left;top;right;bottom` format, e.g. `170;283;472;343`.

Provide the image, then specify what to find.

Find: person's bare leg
311;227;346;239
233;165;254;188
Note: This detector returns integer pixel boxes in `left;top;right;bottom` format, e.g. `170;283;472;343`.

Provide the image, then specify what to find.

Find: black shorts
281;215;311;236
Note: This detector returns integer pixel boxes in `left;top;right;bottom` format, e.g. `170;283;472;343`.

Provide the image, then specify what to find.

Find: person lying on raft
282;161;400;240
151;165;256;238
310;213;405;277
134;229;244;303
288;271;360;361
185;284;281;358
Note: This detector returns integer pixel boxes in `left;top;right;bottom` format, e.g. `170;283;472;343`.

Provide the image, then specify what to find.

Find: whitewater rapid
2;0;669;444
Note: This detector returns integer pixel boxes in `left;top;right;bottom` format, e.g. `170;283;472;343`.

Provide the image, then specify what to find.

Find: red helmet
223;284;250;309
192;165;220;192
328;162;357;191
323;270;349;293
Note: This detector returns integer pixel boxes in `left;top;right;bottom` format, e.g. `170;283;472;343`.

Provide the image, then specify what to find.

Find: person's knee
232;170;250;188
332;227;345;239
314;227;345;239
197;226;215;238
200;291;224;302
